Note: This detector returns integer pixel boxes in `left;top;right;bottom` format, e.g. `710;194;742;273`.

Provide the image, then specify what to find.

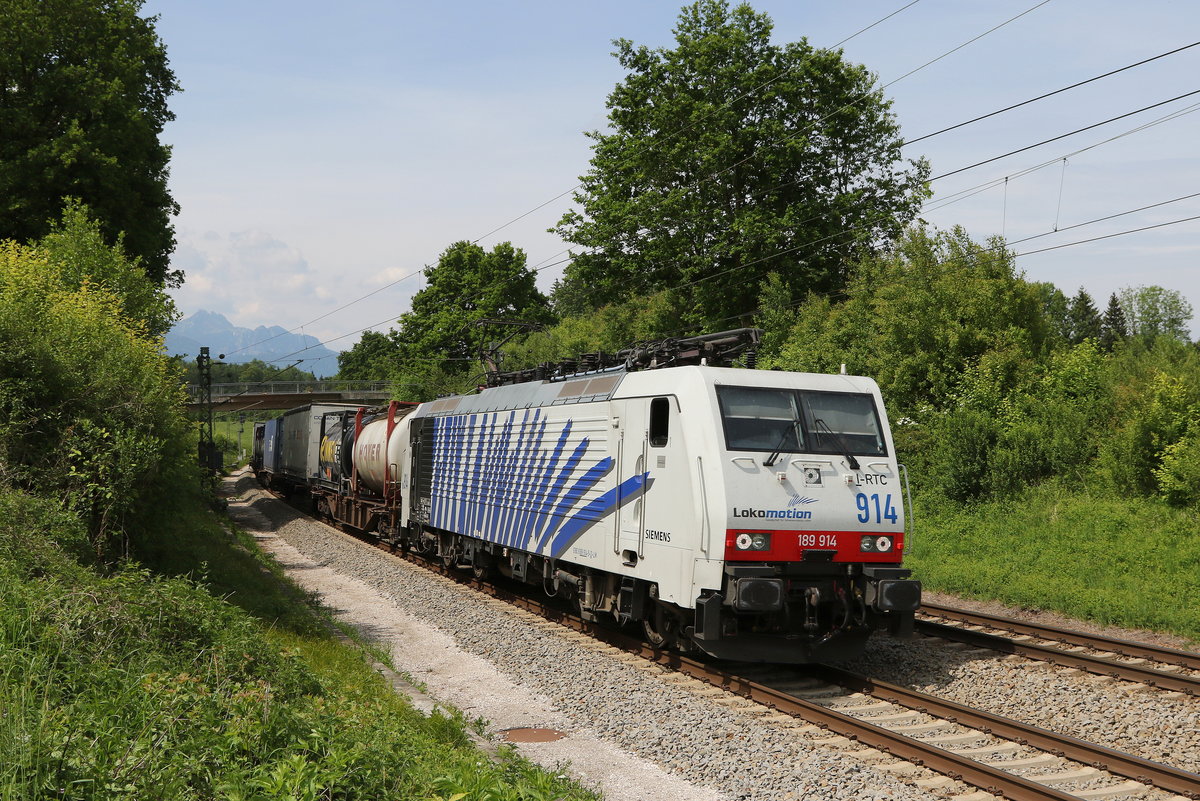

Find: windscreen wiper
813;418;860;471
763;422;799;467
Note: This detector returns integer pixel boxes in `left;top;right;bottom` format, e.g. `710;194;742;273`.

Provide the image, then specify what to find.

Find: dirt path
224;469;725;801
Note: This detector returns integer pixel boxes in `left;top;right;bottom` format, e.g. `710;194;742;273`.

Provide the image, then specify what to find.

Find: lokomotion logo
732;507;815;520
732;496;819;520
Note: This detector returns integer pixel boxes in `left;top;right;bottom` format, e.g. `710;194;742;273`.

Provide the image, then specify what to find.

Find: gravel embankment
228;476;938;801
840;635;1200;774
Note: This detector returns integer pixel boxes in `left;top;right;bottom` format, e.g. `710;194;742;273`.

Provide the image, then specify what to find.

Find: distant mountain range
165;310;340;378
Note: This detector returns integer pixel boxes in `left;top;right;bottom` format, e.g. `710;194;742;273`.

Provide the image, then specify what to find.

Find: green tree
37;199;177;337
338;330;401;381
405;241;551;365
0;0;180;286
340;241;553;400
1066;287;1102;344
1036;282;1071;343
183;358;317;385
0;239;194;551
1119;285;1194;345
553;0;929;328
1100;292;1128;352
767;226;1051;413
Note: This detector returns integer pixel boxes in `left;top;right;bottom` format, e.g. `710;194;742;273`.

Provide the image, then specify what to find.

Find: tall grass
907;482;1200;643
0;485;598;801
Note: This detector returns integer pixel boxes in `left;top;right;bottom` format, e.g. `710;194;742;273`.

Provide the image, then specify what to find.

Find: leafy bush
765;226;1054;412
1100;369;1198;496
0;238;195;553
1155;425;1200;506
0;485;599;801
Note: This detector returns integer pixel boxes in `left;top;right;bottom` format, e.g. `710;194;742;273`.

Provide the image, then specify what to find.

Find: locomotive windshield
716;386;886;457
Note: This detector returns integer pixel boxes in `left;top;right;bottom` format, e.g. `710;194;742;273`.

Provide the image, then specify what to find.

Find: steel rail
398;554;1200;801
920;601;1200;670
810;664;1200;800
917;619;1200;696
297;505;1200;801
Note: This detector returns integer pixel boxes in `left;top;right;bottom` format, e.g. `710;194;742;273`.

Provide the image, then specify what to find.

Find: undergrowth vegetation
906;484;1200;639
0;209;598;800
0;486;597;800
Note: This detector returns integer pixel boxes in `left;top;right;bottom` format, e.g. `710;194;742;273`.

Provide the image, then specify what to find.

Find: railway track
294;497;1200;801
916;602;1200;696
397;552;1200;801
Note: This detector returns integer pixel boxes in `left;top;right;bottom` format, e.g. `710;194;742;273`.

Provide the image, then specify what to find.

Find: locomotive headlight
734;532;771;551
861;535;893;552
860;536;875;552
875;536;892;552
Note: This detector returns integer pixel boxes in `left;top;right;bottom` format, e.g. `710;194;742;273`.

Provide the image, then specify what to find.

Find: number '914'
855;493;898;524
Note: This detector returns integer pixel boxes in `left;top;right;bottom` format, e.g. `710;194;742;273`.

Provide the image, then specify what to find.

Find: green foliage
339;241;553;400
906;482;1200;641
0;0;180;286
503;289;683;370
0;485;600;801
37;200;178;338
553;0;929;328
1066;287;1102;344
1100;292;1129;352
1155;425;1200;506
0;240;195;551
1119;284;1194;345
926;341;1109;502
1100;353;1200;498
767;226;1053;412
336;330;400;381
183;358;317;385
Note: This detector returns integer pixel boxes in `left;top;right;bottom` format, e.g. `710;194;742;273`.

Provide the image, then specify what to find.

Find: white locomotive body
288;347;920;663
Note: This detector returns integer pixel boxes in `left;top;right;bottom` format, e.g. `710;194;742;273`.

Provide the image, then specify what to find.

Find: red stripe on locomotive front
724;529;905;563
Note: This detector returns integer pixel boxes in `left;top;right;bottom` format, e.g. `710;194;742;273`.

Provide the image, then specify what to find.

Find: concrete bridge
186;380;394;412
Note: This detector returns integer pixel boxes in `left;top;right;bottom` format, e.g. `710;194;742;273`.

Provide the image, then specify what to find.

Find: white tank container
353;416;404;495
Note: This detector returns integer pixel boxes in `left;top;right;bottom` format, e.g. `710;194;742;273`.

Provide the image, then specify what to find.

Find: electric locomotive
278;330;921;663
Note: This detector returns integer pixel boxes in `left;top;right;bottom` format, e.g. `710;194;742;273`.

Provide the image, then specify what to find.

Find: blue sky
145;1;1200;373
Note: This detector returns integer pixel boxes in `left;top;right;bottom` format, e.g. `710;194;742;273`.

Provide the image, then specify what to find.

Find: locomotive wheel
471;560;490;580
643;602;680;649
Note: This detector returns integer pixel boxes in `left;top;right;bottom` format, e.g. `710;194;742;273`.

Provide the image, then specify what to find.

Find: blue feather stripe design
547;472;651;559
423;412;650;557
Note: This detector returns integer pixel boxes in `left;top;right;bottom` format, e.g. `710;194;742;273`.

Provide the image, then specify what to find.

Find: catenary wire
263;101;1200;370
228;2;929;361
1016;213;1200;256
904;39;1200;145
930;89;1200;181
703;0;1054;190
266;2;1199;366
923;101;1200;213
226;3;1051;362
746;39;1200;204
468;0;926;247
672;213;1200;337
260;197;1200;371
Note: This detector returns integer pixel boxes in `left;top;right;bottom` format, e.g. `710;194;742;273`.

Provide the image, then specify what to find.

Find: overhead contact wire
930;88;1200;181
904;39;1200;145
228;3;929;360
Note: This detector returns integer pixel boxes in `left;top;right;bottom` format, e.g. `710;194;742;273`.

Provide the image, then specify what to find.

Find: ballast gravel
840;633;1200;775
225;473;938;801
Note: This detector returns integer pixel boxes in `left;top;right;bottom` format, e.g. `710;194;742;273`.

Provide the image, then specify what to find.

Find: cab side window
649;397;669;447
